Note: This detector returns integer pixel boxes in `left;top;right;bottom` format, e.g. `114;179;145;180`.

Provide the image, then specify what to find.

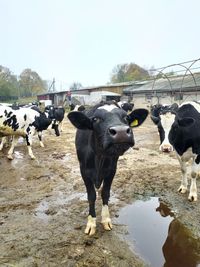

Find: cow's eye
92;117;101;123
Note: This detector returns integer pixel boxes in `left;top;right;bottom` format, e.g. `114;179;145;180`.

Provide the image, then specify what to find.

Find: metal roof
124;73;200;94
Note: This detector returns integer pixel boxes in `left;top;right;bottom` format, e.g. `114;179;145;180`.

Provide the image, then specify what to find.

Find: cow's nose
108;125;132;142
160;144;173;153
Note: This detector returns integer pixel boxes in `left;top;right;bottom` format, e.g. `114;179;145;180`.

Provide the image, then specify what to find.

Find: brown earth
0;115;200;267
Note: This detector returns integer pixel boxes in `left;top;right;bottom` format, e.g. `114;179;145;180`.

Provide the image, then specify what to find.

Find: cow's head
45;105;55;119
44;105;61;136
74;105;86;112
118;101;134;113
151;103;179;152
68;102;148;156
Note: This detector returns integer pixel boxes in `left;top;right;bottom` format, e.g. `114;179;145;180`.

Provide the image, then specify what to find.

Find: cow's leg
59;121;63;132
0;137;7;151
83;178;97;236
177;155;188;193
38;131;44;147
7;136;18;160
25;134;36;159
53;121;60;136
189;156;200;201
101;176;114;231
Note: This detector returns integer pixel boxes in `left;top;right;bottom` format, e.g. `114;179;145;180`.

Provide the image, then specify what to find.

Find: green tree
0;65;19;100
19;68;47;97
110;63;150;83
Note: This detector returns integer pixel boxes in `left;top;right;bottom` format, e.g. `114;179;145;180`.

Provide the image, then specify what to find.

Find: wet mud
1;116;200;267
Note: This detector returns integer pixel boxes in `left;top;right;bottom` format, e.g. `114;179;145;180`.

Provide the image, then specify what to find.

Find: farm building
123;72;200;107
37;81;135;106
37;72;200;108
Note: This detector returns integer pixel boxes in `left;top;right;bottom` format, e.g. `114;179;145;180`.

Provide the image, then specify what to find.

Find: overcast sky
1;0;200;89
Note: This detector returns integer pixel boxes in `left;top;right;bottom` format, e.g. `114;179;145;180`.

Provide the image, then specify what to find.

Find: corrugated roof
124;73;200;94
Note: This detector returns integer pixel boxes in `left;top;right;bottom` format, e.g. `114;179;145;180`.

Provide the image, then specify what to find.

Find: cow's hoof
178;185;187;194
102;220;112;231
188;194;197;202
7;154;13;160
31;156;36;160
84;216;96;236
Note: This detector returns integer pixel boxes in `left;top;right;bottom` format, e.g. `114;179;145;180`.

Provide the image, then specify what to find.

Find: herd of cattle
0;100;200;235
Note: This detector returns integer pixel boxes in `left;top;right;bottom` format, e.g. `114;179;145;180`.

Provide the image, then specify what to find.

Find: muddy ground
0;114;200;267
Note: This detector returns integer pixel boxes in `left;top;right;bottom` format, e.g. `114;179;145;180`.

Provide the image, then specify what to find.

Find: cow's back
178;102;200;119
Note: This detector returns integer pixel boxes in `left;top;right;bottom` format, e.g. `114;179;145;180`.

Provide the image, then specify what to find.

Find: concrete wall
131;91;200;109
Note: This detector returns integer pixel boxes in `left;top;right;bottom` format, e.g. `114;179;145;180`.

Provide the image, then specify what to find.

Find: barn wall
91;86;124;95
181;92;200;103
75;85;127;95
130;91;200;108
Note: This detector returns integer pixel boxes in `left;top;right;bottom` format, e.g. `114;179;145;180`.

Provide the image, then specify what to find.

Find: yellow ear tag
131;119;138;127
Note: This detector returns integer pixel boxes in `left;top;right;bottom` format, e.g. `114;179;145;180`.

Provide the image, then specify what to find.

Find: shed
70;91;121;105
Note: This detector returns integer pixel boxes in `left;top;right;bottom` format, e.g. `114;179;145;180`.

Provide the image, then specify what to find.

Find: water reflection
118;197;200;267
157;202;200;267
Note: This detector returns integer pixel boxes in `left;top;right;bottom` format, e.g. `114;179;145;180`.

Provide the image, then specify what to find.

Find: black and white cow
151;101;200;201
0;105;52;159
45;105;65;136
68;101;148;235
117;101;134;113
0;103;54;152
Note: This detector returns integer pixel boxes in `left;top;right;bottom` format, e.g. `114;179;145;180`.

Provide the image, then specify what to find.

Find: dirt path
0;115;200;267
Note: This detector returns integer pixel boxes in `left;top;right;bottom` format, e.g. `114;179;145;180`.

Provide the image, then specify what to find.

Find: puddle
117;197;200;267
34;192;87;221
54;191;87;204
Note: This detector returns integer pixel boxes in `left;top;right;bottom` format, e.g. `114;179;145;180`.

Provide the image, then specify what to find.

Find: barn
123;73;200;107
37;71;200;108
37;81;135;106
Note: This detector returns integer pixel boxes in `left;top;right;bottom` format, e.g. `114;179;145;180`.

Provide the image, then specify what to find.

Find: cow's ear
67;111;93;130
150;115;160;125
128;109;149;127
177;117;195;127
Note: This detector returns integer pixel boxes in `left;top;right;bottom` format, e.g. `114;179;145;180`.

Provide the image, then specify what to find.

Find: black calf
68;101;148;235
